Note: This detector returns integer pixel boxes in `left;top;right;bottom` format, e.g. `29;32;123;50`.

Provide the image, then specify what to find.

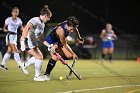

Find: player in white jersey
20;5;52;81
0;7;28;75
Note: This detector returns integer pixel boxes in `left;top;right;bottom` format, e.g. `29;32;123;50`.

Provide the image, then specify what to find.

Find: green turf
0;59;140;93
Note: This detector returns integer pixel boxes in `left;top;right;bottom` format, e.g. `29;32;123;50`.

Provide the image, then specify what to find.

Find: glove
48;44;56;53
20;39;26;51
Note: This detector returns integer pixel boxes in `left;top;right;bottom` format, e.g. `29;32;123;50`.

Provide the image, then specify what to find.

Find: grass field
0;59;140;93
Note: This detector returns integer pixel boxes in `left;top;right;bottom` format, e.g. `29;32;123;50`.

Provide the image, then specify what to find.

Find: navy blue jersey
46;21;70;45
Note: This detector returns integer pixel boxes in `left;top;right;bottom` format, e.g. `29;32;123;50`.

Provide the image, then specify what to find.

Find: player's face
106;24;112;31
67;26;75;32
12;9;19;17
43;14;51;23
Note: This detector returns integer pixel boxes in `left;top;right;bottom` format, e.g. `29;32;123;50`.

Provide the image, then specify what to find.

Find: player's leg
0;46;12;70
8;43;29;75
101;48;108;63
45;45;74;76
28;47;45;81
44;45;73;81
43;51;58;80
108;41;114;63
9;43;22;66
23;50;36;69
101;41;109;63
60;46;73;59
108;47;114;63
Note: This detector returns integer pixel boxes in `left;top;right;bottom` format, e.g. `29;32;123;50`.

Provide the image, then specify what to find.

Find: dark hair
12;7;19;11
67;16;79;28
106;22;112;25
40;5;52;16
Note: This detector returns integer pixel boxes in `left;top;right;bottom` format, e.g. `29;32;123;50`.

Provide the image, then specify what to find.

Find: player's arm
21;23;33;40
39;34;51;47
3;18;9;32
57;27;77;58
74;28;84;44
112;30;118;40
3;23;8;32
20;23;33;51
100;30;106;39
19;26;23;35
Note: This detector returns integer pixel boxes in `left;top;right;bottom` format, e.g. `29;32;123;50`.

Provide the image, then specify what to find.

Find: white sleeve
27;18;37;27
5;18;9;25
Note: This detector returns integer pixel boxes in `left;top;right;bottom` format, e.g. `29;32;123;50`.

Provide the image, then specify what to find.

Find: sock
61;55;69;60
101;53;105;59
108;54;112;61
1;53;11;66
44;58;56;75
14;53;22;66
35;60;42;77
25;57;35;68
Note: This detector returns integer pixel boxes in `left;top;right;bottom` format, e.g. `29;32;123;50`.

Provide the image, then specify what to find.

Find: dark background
0;0;140;59
0;0;140;35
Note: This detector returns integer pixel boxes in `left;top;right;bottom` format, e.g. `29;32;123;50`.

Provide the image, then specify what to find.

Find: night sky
0;0;140;35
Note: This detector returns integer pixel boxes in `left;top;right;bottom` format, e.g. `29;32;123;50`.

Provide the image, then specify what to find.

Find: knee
35;55;43;60
65;54;73;59
51;55;58;61
7;50;12;54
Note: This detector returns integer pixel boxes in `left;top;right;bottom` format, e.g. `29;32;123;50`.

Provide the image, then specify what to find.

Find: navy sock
44;58;56;75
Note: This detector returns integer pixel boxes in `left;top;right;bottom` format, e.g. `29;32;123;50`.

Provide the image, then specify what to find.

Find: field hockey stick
55;52;81;80
66;59;77;80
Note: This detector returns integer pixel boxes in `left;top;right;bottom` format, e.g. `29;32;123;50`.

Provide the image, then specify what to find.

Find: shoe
34;76;46;81
21;63;29;76
0;65;8;70
43;75;50;81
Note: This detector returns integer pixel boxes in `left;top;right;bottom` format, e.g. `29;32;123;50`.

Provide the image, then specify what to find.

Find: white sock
14;53;22;66
1;53;11;66
25;57;35;68
35;60;43;77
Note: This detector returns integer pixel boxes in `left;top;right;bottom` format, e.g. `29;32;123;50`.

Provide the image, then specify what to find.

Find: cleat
43;75;50;81
34;76;46;81
0;65;8;70
21;63;29;75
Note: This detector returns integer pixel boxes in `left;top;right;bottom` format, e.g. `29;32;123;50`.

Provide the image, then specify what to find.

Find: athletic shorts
25;37;38;49
6;34;17;46
46;35;62;46
102;41;114;48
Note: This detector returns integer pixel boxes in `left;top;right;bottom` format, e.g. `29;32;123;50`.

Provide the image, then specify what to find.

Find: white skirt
6;34;17;46
27;37;38;49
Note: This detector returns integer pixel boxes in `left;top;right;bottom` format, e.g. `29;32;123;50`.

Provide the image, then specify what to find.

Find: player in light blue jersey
100;23;117;63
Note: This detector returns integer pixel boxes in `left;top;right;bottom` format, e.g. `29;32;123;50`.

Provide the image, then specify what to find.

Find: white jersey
102;29;114;41
27;17;45;48
5;17;22;33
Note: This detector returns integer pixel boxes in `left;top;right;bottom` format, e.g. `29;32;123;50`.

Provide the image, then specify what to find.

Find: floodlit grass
0;59;140;93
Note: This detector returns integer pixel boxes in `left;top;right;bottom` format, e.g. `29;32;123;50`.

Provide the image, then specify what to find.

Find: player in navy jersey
100;23;117;63
43;16;84;80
